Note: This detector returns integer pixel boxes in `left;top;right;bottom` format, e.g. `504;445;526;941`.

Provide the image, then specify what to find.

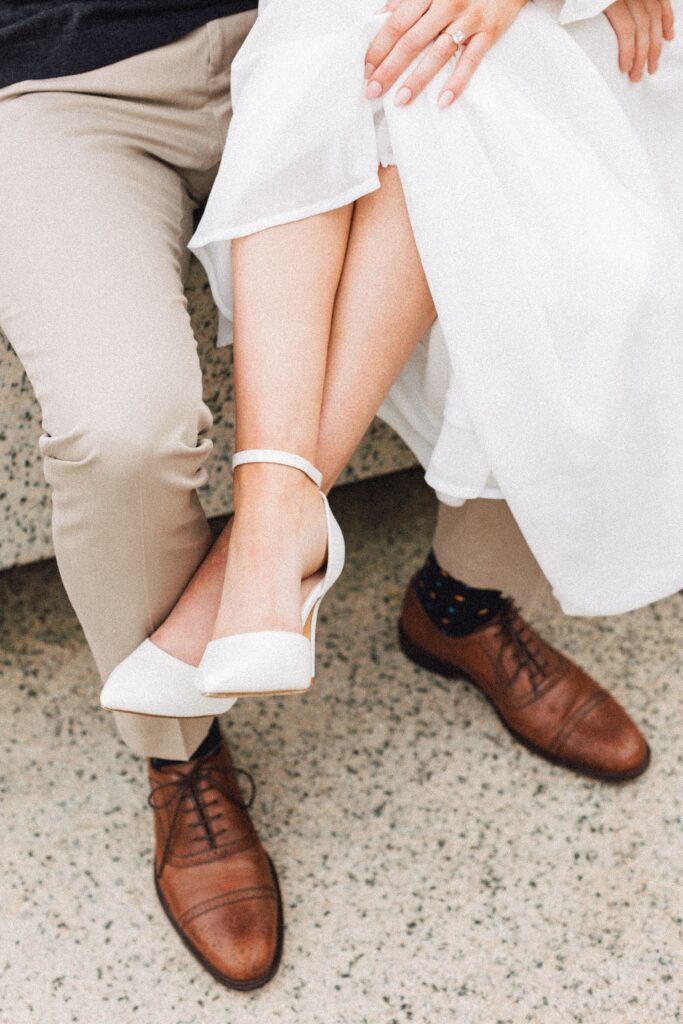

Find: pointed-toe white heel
100;639;237;718
196;449;345;698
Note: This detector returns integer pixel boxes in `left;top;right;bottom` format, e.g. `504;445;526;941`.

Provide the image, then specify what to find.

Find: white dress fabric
189;0;683;616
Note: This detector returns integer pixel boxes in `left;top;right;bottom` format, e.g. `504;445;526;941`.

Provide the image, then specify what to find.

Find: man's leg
398;498;649;780
0;85;216;758
0;7;256;756
0;18;282;988
433;499;557;618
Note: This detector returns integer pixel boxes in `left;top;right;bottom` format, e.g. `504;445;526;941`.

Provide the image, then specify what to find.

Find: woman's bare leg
316;166;435;490
152;167;434;662
213;205;354;639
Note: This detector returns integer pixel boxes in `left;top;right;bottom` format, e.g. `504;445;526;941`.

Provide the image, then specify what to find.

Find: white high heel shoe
196;449;345;698
100;640;237;718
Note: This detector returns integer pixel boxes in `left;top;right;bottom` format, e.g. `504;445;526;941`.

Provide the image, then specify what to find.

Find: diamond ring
444;28;465;47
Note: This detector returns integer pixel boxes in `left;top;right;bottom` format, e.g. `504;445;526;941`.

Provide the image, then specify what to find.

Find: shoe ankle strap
231;449;323;489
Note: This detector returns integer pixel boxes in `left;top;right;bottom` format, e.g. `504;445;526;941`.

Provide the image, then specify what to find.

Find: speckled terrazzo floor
1;470;682;1024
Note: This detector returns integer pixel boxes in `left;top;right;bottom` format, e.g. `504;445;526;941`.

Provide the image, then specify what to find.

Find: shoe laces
494;601;553;693
148;757;256;877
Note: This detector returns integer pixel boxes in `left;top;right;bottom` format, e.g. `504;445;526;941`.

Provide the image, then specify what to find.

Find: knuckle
383;42;407;71
384;45;413;76
398;4;421;29
387;13;405;36
433;34;455;56
397;33;421;59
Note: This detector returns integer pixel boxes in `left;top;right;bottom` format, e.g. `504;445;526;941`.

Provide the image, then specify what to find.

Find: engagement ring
444;28;465;47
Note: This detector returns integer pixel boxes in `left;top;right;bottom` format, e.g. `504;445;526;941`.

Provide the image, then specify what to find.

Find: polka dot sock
412;550;506;637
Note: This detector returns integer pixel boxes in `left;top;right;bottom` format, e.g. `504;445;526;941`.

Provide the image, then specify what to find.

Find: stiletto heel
196;449;345;698
307;601;322;677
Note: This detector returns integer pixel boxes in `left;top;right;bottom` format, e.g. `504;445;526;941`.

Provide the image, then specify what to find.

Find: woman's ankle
233;461;317;507
230;467;327;577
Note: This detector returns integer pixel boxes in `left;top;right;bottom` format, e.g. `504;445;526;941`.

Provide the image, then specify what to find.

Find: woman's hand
364;0;528;107
604;0;675;80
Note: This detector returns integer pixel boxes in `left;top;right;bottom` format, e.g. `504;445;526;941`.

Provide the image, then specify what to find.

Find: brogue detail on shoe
399;580;650;781
547;691;608;757
148;741;283;990
178;887;277;929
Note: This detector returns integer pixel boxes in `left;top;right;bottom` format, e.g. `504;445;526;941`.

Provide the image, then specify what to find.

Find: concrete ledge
0;258;415;571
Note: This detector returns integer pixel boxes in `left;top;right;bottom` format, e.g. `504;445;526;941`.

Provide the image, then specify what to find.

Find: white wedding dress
189;0;683;616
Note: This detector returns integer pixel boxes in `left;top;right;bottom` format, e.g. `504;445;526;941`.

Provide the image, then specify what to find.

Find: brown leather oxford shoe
399;580;650;781
148;739;283;990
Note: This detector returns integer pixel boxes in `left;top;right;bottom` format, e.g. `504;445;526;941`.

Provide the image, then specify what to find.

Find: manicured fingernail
438;90;455;108
365;80;383;99
394;87;412;106
365;62;376;79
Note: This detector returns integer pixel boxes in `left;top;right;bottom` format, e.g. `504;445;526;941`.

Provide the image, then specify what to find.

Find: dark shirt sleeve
0;1;258;88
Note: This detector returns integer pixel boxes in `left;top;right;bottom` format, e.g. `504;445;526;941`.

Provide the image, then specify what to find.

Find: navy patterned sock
412;550;505;636
150;717;222;769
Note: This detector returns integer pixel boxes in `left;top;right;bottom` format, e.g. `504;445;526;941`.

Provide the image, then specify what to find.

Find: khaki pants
433;500;558;618
0;13;256;759
0;11;551;759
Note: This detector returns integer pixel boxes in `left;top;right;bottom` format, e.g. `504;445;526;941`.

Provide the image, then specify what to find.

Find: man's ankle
412;550;506;636
150;717;222;770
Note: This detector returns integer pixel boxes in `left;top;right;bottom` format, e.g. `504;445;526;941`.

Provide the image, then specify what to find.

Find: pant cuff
112;710;214;760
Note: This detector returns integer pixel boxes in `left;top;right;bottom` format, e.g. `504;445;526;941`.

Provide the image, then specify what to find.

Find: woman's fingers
392;27;469;103
605;0;637;73
643;0;663;72
364;0;524;105
366;7;456;97
604;0;673;75
660;0;675;40
364;0;433;79
624;0;651;79
437;32;494;105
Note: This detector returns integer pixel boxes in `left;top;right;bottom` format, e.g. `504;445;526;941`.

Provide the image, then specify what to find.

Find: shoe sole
101;705;228;719
154;853;285;992
199;684;312;699
101;697;307;715
398;623;651;783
